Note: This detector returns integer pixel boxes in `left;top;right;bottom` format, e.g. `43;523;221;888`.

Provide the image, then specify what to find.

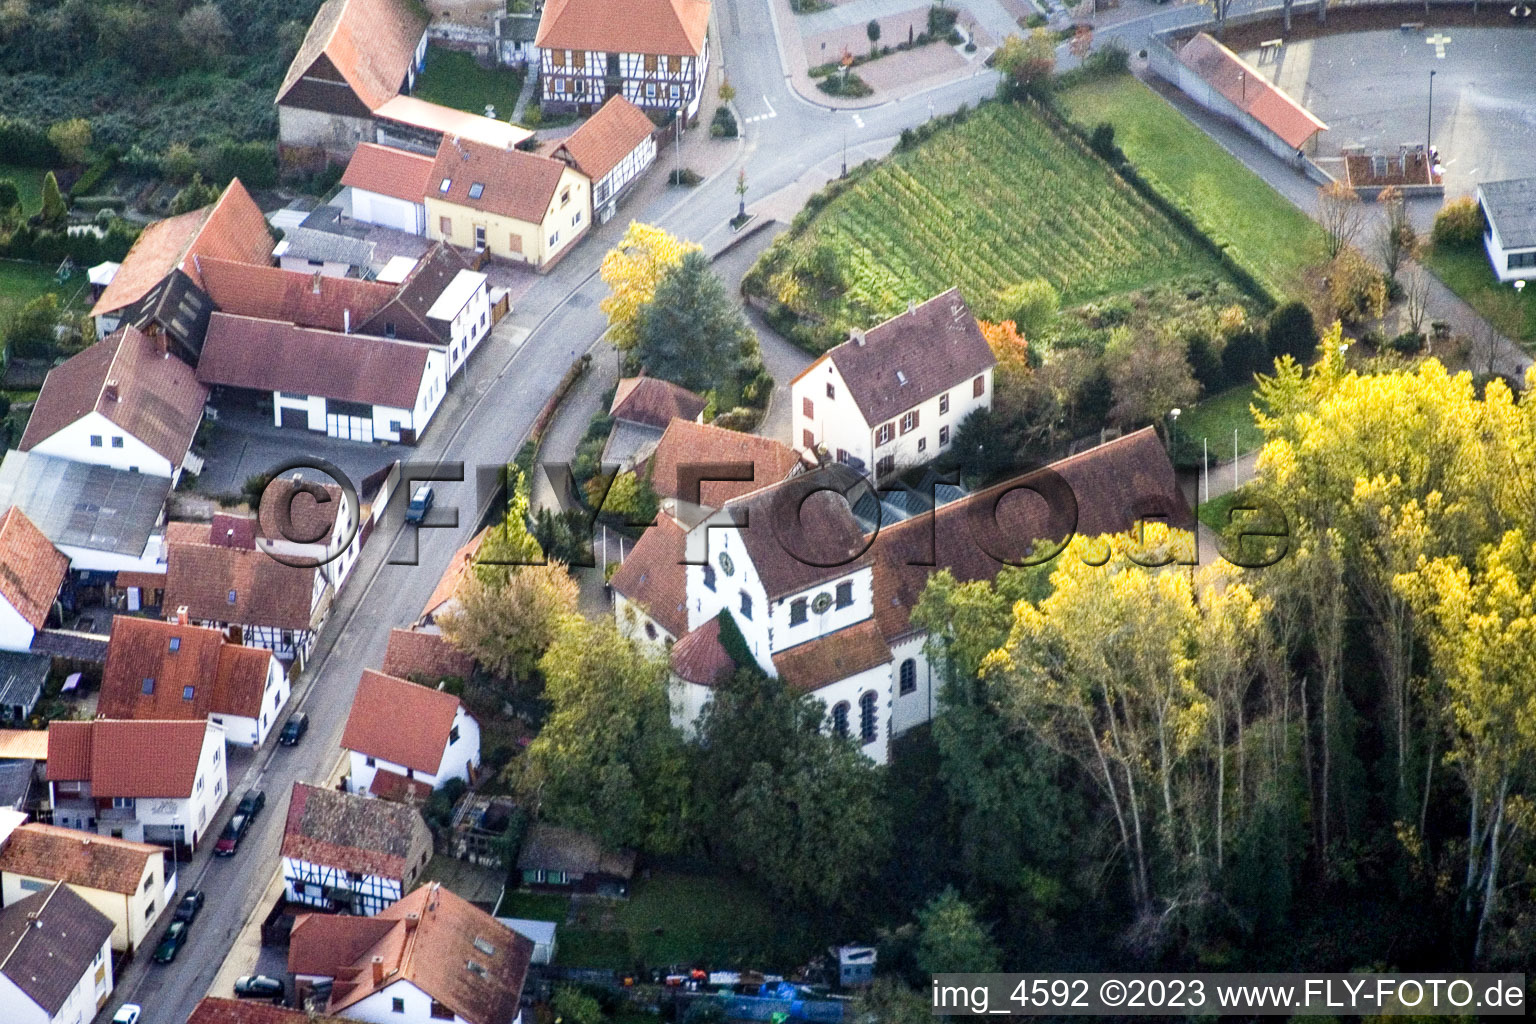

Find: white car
112;1007;142;1024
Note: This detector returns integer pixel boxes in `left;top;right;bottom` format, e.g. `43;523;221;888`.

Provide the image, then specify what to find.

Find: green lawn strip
414;47;527;118
494;890;571;921
1058;75;1326;301
0;259;89;311
1197;487;1252;532
1422;243;1536;347
0;164;47;215
1176;381;1264;458
755;100;1227;337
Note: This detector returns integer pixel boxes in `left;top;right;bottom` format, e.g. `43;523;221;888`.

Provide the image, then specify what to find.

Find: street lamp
1168;407;1181;454
1426;69;1437;159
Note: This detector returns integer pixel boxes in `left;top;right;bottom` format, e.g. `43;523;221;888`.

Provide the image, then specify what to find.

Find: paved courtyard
1243;27;1536;196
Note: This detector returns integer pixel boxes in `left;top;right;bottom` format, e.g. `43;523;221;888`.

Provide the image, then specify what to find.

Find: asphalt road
100;3;1008;1022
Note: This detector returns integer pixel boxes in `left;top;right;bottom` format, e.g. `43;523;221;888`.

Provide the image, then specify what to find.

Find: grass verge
1422;242;1536;348
1176;381;1264;458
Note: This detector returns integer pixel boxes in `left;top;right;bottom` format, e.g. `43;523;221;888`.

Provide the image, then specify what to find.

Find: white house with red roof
547;95;658;223
340;670;479;801
340;143;433;235
46;718;228;852
281;782;434;916
0;508;69;653
18;326;209;483
792;289;996;482
535;0;711;118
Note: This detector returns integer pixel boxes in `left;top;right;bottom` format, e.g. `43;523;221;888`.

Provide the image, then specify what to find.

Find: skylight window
439;177;452;193
466;960;487;977
169;637;180;652
473;937;495;956
896;370;908;385
182;686;195;701
468;182;484;199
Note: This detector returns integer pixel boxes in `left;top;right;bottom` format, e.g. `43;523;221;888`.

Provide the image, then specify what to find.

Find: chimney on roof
344;308;351;334
104;381;120;402
405;912;421;933
371;956;385;985
849;327;865;346
175;606;189;624
311;272;323;295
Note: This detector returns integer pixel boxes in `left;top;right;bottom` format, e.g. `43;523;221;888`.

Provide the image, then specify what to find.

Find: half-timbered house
547;95;658;223
281;783;433;917
534;0;711;118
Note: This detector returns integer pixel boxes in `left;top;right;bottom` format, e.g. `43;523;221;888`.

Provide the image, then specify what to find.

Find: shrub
0;116;60;167
929;5;960;33
5;294;62;358
710;105;738;139
817;73;873;98
0;180;18;213
1088;121;1123;164
201;139;278;188
1432;196;1484;249
160;142;199;184
1390;330;1426;354
669;167;703;186
998;277;1060;336
69;154;118;198
1265;301;1318;363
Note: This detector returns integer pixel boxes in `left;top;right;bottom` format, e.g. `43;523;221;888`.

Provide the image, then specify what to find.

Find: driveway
196;401;398;499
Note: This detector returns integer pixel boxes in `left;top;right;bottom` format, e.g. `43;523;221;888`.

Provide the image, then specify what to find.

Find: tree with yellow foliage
599;222;701;351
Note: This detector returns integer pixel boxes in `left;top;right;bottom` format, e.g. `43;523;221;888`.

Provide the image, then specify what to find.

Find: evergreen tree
38;171;67;229
636;251;756;399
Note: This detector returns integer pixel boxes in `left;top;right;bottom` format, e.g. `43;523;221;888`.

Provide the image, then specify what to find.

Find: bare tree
1318;182;1365;260
1403;264;1432;338
1376;185;1418;281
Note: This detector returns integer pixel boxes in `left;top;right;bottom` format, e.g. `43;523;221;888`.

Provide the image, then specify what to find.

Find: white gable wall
349;187;427;235
0;929;112;1024
344;978;521;1024
25;411;176;479
211;654;290;747
0;599;37;653
346;704;479;795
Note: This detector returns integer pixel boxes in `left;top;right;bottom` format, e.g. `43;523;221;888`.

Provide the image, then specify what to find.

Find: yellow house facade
424;138;591;269
0;823;167;952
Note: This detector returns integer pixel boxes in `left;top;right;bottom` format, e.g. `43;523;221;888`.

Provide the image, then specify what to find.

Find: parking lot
195;398;399;499
1247;26;1536;196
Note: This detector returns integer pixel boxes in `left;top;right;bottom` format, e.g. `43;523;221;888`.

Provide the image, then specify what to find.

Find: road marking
1426;31;1451;58
763;94;776;118
852;113;865;128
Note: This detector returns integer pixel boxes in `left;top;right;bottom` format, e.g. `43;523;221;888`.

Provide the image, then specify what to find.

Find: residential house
88;180;271;354
340;670;479;801
357;244;492;378
288;882;534;1024
162;516;330;664
340;144;435;235
97;617;290;748
0;822;168;953
0;882;115;1024
0;508;68;653
18;326;209;483
0;452;170;576
424;136;590;270
187;999;351;1024
281;782;433;917
633;418;805;514
198;259;398;334
371;95;533;155
255;479;367;592
1476;178;1536;283
516;824;635;894
0;653;49;726
535;0;711;118
46;719;228;851
276;0;429;161
547;95;658;223
272;227;378;278
602;376;705;469
381;628;474;685
614;429;1189;762
417;528;489;628
197;313;448;444
792;288;995;481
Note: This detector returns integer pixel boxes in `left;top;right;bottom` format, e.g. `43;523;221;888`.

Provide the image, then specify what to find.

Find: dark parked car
405;483;434;525
236;789;266;821
153;921;189;963
173;890;205;924
214;814;249;856
234;975;285;1001
278;712;308;746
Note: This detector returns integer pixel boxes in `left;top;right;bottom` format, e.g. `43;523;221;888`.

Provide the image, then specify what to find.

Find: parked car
278;712;308;746
236;788;266;821
214;814;249;856
153;921;189;963
112;1006;142;1024
405;483;434;525
174;889;205;924
234;975;286;1001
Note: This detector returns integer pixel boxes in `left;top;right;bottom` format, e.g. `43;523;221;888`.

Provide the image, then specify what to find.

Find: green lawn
536;871;788;969
1059;74;1327;301
414;47;527;120
0;164;48;216
749;100;1230;343
1422;242;1536;347
0;259;89;311
1198;486;1254;532
1176;381;1264;457
494;890;570;921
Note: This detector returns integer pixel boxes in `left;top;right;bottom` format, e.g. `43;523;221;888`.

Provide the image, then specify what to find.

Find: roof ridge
0;881;62;975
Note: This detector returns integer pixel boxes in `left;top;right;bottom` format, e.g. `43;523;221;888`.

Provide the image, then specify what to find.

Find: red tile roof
382;627;474;682
277;0;427;112
19;326;208;466
1179;33;1327;150
772;618;891;694
44;719;212;798
0;508;68;631
341;143;437;204
722;469;872;600
609;376;705;431
421;528;489;623
428;137;570;224
609;514;688;638
91;180;271;318
639;419;805;508
340;669;463;774
188;998;352;1024
369;767;433;803
281;781;433;881
199;259;396;333
668;615;735;686
0;822;158;895
536;0;709;57
291;883;534;1024
98;616;277;722
554;96;657;183
870;428;1190;641
163;519;321;631
198;312;432;410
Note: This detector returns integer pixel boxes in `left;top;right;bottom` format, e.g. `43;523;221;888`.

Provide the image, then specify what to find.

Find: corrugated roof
0;450;171;558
